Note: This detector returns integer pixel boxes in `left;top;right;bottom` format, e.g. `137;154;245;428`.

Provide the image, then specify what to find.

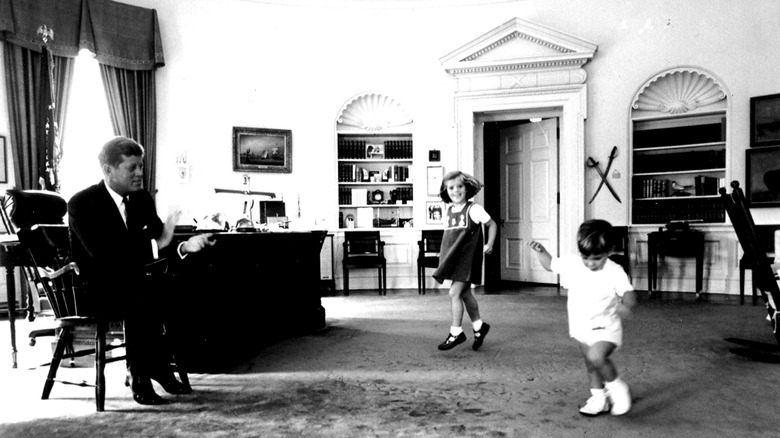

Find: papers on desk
0;233;18;243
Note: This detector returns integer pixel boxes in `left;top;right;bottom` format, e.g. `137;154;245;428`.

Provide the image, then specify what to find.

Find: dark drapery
0;0;164;70
3;43;73;190
0;0;164;192
100;65;157;195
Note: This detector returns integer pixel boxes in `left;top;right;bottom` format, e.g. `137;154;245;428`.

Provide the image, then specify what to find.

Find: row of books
338;187;413;205
635;176;724;198
338;164;410;182
632;197;725;224
338;139;413;159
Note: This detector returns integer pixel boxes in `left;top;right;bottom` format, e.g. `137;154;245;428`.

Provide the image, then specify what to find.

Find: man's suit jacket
68;180;166;317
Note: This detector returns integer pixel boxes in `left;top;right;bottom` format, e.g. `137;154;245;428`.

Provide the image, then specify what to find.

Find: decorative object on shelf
670;181;692;196
750;93;780;148
427;166;444;196
426;201;445;225
746;145;780;207
366;144;384;159
429;149;441;162
345;214;355;228
586;146;621;203
233;126;292;173
370;189;385;204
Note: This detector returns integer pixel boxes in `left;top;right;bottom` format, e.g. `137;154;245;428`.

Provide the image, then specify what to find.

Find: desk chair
342;231;386;296
720;181;780;345
417;229;443;295
0;189;67;342
18;224;127;411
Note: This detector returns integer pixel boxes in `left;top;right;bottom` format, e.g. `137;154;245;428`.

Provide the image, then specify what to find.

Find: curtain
0;0;164;193
3;42;73;190
100;65;157;196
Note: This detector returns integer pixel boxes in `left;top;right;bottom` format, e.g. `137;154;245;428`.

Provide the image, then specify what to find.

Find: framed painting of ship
233;127;292;173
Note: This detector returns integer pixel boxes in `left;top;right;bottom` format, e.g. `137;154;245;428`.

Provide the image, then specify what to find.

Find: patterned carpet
0;289;778;437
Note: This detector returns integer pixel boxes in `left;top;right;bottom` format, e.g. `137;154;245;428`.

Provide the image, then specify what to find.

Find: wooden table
647;229;705;298
0;237;26;368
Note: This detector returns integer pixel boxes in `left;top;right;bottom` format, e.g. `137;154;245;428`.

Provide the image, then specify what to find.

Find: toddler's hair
439;171;484;203
577;219;615;256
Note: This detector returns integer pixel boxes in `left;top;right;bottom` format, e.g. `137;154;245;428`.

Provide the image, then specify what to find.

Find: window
58;52;113;200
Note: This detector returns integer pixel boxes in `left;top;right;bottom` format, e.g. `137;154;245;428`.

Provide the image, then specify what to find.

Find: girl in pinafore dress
433;171;497;351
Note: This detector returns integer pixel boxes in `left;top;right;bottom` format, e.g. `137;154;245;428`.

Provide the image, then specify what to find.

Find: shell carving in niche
337;93;412;131
632;70;726;114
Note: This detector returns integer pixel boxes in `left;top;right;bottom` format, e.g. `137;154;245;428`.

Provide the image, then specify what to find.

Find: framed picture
746;145;780;207
233;127;292;173
426;201;445;225
427;166;443;196
0;136;6;183
750;93;780;147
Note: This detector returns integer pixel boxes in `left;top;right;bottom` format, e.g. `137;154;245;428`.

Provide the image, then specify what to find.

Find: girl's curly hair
439;170;484;203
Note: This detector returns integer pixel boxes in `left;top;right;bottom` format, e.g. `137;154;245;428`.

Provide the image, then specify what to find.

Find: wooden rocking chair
719;181;780;353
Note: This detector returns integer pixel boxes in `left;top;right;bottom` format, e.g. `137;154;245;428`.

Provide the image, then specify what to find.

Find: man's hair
577;219;615;256
98;136;144;167
439;170;484;203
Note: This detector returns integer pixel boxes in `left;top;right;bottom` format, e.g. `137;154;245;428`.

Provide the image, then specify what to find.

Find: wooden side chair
609;226;631;280
738;225;779;305
342;231;386;296
417;229;443;295
18;224;128;411
719;181;780;345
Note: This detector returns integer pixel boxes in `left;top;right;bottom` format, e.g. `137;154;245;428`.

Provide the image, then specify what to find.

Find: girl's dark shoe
472;323;491;350
438;332;467;350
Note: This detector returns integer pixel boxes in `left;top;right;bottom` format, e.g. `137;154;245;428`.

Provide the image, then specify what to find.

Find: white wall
2;0;780;226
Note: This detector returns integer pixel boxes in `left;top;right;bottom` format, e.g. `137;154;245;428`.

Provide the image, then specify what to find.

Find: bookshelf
629;69;729;225
337;133;413;228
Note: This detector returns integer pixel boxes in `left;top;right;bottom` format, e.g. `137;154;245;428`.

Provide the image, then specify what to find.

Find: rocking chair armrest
37;262;80;280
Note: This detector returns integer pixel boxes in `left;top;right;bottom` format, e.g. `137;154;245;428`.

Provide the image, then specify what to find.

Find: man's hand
180;233;216;255
156;210;182;250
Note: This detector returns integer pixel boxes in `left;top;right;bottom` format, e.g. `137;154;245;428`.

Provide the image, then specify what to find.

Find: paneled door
499;118;559;283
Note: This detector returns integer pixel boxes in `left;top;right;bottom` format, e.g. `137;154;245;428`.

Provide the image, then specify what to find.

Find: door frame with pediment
441;17;597;279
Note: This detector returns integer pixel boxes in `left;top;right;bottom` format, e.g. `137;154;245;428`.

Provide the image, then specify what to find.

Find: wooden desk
647;229;705;298
167;230;327;372
0;237;26;368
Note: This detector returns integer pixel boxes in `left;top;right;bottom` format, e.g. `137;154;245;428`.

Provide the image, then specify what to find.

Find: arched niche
628;66;730;226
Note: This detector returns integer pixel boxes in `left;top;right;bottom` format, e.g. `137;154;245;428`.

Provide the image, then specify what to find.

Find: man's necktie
122;196;132;229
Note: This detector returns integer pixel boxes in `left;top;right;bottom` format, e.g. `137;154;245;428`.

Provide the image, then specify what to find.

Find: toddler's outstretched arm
528;241;552;271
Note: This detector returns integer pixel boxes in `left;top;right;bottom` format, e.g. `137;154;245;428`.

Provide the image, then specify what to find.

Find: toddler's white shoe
578;394;609;416
606;379;632;416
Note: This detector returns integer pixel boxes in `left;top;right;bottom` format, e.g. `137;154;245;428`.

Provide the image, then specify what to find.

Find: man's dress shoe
150;373;192;395
129;375;166;405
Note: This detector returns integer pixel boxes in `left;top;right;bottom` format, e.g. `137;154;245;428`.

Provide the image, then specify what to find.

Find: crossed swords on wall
586;145;621;204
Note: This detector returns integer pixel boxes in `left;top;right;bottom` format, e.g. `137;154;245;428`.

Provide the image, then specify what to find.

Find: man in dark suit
68;136;214;405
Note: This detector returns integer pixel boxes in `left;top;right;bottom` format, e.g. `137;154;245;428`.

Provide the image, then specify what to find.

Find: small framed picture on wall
427;166;443;196
426;201;445;225
750;93;780;147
